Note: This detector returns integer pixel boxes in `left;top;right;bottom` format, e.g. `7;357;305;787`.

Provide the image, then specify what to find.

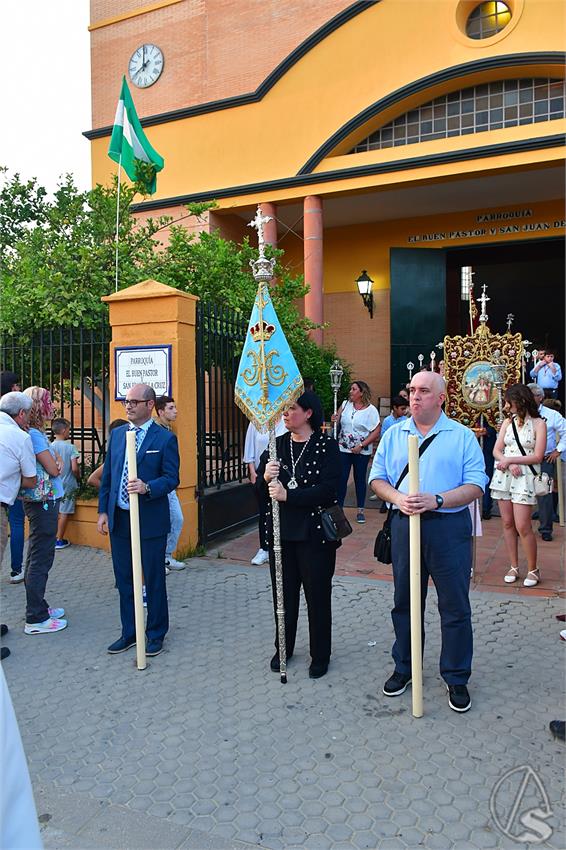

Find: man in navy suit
98;384;180;657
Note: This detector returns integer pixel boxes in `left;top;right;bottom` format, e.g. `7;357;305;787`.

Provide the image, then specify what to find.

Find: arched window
349;78;565;153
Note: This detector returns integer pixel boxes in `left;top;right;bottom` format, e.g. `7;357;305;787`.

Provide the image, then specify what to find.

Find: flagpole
115;155;122;293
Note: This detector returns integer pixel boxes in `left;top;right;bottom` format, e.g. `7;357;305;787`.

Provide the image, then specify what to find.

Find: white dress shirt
0;411;36;505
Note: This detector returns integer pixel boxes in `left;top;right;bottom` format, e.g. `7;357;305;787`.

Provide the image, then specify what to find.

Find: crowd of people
1;361;564;715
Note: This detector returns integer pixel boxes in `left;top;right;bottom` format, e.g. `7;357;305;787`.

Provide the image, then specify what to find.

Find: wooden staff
557;456;565;527
126;430;147;671
408;434;423;718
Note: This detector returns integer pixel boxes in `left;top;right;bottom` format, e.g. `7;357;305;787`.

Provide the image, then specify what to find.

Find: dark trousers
481;426;496;517
338;452;370;508
110;508;169;643
537;460;555;534
270;539;336;664
9;499;25;573
23;499;60;624
390;509;473;685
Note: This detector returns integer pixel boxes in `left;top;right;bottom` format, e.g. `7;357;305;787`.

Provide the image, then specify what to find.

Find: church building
86;0;565;398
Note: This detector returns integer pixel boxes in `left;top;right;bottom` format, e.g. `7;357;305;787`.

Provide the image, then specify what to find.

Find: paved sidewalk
1;546;565;850
214;504;565;598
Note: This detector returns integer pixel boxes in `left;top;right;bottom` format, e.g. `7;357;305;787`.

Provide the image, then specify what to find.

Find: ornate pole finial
248;205;276;284
418;353;424;371
506;313;515;332
430;350;436;371
406;361;414;380
479;284;490;325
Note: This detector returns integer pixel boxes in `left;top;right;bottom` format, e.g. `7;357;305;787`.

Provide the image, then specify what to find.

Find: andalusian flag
108;77;164;195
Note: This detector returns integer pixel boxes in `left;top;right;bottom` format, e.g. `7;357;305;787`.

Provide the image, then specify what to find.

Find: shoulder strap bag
510;417;552;496
374;433;437;564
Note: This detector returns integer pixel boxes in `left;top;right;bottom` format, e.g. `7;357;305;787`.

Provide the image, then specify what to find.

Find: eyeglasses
121;399;150;408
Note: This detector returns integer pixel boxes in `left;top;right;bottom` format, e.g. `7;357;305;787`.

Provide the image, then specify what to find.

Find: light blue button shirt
530;362;562;389
539;405;566;454
369;411;488;512
381;413;409;436
117;419;154;510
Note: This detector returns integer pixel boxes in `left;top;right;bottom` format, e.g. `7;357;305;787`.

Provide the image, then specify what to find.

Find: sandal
504;566;519;584
523;568;540;588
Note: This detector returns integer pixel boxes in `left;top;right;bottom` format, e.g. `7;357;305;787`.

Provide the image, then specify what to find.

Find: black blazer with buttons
256;430;341;545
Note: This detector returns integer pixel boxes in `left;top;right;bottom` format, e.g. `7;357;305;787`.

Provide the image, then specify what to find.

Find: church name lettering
407;220;564;243
476;209;532;223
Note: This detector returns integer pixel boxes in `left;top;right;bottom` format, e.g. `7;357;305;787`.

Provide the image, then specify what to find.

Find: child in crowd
86;419;129;490
51;418;81;550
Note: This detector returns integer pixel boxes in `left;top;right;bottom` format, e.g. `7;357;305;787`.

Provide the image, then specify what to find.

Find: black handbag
373;434;437;564
320;503;352;542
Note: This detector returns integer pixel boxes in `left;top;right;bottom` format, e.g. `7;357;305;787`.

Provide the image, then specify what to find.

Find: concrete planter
67;498;110;551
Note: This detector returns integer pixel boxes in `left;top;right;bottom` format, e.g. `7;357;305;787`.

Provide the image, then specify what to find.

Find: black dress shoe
1;624;8;637
549;720;565;742
309;661;329;679
270;651;293;672
1;646;10;660
482;511;492;520
541;532;553;542
146;639;164;657
107;636;136;654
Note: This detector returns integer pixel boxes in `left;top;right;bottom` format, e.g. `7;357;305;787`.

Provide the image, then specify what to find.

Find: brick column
102;280;199;554
303;195;323;345
261;202;278;248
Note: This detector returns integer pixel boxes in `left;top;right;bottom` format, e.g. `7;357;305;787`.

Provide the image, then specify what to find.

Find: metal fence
1;325;111;476
195;302;250;491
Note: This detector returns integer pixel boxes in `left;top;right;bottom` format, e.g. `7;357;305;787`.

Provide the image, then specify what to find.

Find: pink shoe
24;618;67;634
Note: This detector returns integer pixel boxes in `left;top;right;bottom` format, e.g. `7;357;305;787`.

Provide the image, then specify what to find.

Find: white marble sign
114;345;172;399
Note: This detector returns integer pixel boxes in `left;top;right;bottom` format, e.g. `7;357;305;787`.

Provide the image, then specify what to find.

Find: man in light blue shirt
530;349;562;399
369;371;487;713
528;383;566;541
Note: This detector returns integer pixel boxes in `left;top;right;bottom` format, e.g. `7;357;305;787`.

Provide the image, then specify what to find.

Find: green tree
0;169;350;412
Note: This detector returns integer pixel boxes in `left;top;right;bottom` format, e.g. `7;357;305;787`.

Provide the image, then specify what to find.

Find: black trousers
23;499;60;624
269;539;336;664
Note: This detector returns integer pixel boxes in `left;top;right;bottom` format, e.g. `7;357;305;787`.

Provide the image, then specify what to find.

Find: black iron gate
196;302;258;542
0;325;111;476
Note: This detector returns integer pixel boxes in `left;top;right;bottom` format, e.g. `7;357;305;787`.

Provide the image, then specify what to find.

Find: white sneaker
251;549;270;566
165;566;171;576
10;572;25;584
24;617;67;634
369;494;378;501
165;556;186;570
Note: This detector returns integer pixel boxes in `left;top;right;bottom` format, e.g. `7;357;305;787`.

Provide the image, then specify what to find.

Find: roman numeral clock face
128;44;164;88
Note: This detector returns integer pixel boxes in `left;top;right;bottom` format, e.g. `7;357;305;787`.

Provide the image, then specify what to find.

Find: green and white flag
108;76;164;195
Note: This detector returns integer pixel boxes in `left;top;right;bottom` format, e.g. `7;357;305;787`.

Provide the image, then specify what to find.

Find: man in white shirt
0;393;37;564
528;384;566;541
0;392;37;662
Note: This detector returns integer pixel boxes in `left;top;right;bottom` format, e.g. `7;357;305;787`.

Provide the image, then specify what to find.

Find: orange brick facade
90;0;352;128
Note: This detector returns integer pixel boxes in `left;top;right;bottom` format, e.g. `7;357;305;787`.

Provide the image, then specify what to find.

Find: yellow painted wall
91;0;565;201
280;198;565;293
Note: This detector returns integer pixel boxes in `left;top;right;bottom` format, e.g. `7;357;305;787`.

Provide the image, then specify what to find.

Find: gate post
102;280;199;553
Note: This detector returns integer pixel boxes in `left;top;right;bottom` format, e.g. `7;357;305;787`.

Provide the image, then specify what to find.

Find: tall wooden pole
408;435;423;718
557;456;565;527
126;430;147;671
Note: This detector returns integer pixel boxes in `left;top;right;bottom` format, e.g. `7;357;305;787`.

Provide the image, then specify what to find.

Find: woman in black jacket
257;391;341;679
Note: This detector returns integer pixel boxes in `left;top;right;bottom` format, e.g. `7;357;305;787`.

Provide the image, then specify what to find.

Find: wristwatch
434;494;444;510
145;481;152;497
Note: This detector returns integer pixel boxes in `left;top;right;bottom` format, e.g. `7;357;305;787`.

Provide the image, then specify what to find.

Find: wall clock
128;44;164;88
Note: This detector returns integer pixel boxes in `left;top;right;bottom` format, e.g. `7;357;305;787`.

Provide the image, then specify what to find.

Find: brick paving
1;540;565;850
214;495;565;599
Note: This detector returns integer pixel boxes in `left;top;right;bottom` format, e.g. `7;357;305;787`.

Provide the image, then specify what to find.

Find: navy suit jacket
98;422;180;539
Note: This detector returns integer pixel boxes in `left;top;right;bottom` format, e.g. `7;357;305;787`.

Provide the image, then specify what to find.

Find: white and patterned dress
490;416;540;505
